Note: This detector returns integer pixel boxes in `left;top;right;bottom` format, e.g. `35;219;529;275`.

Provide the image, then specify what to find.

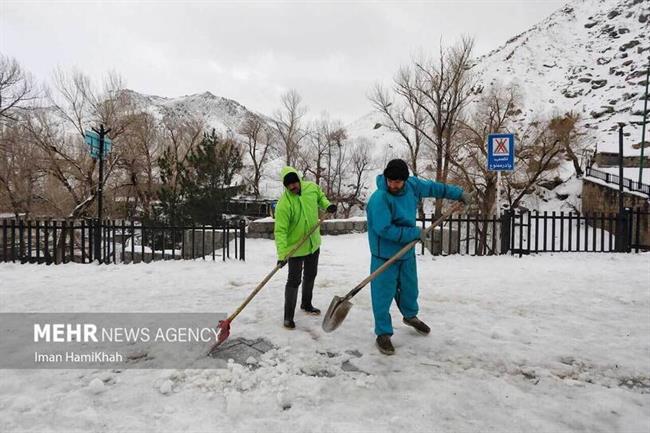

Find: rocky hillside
472;0;649;154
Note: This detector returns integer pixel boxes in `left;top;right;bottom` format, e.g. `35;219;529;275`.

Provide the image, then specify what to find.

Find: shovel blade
207;319;231;356
321;295;353;333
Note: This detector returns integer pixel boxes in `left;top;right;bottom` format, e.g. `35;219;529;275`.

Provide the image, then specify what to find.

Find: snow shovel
208;212;330;355
322;201;466;333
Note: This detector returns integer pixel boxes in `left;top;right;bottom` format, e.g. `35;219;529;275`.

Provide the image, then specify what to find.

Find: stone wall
423;227;460;255
247;218;367;239
582;178;650;246
182;229;235;258
247;218;460;255
582;179;650;213
594;153;650;168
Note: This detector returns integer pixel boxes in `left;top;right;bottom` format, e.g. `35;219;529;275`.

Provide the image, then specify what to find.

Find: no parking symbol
487;133;515;171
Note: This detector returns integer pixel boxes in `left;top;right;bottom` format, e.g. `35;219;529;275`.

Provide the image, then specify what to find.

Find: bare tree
339;137;373;217
549;112;584;177
0;55;38;122
452;84;522;216
371;37;476;216
272;89;308;166
238;113;274;197
115;111;161;219
413;37;476;190
448;84;521;254
503;120;565;210
0;122;43;217
294;122;324;186
296;114;347;194
22;70;132;219
369;80;428;176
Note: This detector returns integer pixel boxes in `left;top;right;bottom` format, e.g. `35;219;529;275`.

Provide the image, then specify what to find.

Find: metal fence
3;209;647;264
586;167;650;196
1;219;246;264
419;213;501;256
509;208;649;256
417;208;649;256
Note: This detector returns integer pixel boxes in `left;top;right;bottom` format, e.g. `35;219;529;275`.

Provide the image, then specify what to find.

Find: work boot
402;316;430;335
283;320;296;330
376;335;395;355
300;305;321;315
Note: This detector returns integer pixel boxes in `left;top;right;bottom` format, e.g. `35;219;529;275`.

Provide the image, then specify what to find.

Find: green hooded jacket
274;166;331;259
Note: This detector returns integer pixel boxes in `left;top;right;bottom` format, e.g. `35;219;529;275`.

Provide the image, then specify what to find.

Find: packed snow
1;234;648;432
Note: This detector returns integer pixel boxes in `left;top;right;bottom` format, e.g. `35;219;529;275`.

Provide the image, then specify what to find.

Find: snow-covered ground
1;234;649;432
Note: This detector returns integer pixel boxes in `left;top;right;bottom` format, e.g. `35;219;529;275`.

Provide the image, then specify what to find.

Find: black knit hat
283;171;300;187
383;159;409;181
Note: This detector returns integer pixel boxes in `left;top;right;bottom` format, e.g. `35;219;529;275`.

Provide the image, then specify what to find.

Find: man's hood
280;166;301;190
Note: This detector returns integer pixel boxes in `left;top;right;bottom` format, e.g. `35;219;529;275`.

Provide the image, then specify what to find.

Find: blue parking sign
487;133;515;171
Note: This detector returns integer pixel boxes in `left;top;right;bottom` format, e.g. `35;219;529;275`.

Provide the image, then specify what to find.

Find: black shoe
283;320;295;329
402;316;430;335
300;305;321;315
376;335;395;355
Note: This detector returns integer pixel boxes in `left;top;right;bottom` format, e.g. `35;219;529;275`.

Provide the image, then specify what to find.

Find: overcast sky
1;0;565;123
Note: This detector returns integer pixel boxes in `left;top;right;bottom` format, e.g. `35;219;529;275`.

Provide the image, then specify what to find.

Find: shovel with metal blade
208;212;330;355
322;201;465;333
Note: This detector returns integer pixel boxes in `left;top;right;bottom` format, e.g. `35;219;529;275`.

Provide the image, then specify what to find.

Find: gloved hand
277;259;287;268
460;190;476;206
327;204;337;214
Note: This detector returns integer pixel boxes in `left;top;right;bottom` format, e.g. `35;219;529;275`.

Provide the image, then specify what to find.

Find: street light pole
91;124;111;263
616;123;627;252
639;57;649;185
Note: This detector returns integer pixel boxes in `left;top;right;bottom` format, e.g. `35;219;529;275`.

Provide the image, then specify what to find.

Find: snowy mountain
472;0;649;155
123;89;259;134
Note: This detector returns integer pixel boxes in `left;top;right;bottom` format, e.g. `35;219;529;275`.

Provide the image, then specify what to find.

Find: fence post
18;220;25;264
239;219;246;261
625;208;633;253
2;219;6;263
94;218;101;264
499;210;512;255
420;217;426;255
61;220;67;264
615;209;629;252
634;208;641;253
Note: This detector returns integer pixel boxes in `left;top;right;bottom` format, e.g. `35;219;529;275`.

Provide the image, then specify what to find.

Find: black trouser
284;248;320;321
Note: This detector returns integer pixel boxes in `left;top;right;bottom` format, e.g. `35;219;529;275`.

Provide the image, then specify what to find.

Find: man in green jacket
274;166;336;329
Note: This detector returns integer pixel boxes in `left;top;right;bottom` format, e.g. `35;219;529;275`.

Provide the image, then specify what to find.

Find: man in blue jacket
366;159;472;355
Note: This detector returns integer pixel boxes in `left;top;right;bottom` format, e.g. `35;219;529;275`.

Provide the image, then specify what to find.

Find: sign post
487;133;516;218
85;125;112;263
488;133;515;254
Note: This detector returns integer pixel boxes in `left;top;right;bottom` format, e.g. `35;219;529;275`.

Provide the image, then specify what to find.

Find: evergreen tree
155;146;187;226
155;129;243;225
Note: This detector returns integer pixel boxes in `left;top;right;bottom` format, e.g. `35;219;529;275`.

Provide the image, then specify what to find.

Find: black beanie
383;159;409;181
283;171;300;187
